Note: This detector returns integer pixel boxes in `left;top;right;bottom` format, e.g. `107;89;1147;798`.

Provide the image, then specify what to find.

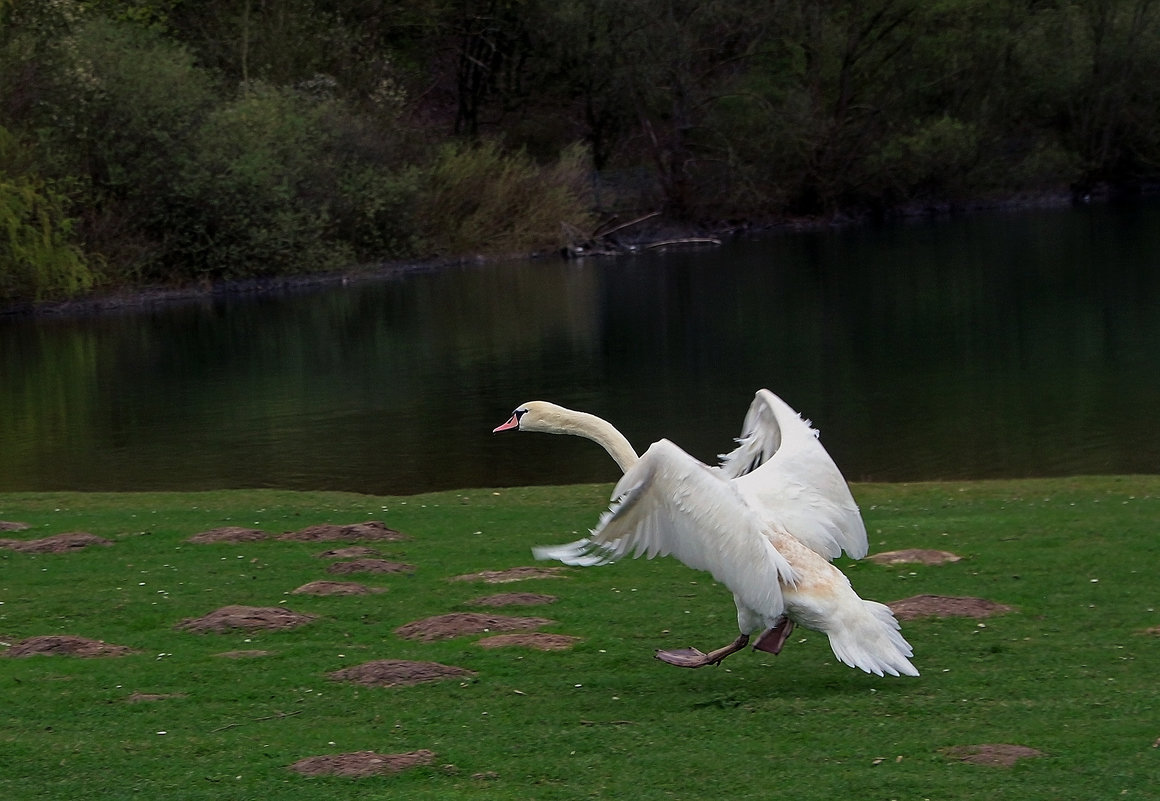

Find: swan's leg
752;616;795;655
655;634;750;668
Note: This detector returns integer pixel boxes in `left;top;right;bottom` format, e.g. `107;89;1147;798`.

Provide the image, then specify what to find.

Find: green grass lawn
1;477;1158;800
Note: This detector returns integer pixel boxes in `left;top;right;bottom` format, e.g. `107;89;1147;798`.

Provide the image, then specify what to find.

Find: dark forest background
3;0;1159;303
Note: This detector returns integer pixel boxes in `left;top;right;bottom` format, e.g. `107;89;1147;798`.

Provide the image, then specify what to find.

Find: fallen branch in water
642;237;722;249
561;212;722;258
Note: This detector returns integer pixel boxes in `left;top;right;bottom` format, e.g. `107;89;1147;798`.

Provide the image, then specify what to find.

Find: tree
1052;0;1160;184
0;128;96;302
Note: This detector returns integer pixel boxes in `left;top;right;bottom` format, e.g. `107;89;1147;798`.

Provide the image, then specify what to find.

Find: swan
492;390;918;677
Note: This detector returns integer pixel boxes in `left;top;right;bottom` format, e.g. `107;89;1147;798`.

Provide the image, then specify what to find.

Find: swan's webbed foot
752;617;795;655
655;634;750;668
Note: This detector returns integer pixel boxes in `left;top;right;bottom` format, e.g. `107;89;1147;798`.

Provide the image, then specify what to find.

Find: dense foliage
3;0;1160;302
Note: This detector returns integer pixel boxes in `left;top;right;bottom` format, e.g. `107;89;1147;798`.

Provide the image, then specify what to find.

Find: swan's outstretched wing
717;389;789;480
538;439;796;621
532;538;615;567
720;390;868;560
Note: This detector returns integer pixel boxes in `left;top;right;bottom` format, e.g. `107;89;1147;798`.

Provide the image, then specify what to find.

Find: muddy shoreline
0;187;1110;319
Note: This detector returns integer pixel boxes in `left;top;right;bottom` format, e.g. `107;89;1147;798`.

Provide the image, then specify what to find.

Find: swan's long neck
529;405;639;472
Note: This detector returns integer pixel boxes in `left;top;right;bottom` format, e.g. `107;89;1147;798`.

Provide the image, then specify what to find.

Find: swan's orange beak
493;413;520;433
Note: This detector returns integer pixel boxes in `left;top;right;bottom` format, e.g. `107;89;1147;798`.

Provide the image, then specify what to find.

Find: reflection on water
2;201;1158;494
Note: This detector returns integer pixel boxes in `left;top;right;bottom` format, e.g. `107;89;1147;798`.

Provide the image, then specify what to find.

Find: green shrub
162;83;346;279
41;16;213;196
6;13;216;281
166;82;420;278
331;164;420;261
4;10;422;286
870;116;983;202
0;129;96;303
415;140;594;257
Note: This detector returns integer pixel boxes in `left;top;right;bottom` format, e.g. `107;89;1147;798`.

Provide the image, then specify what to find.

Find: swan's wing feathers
737;467;868;561
532;538;616;566
529;473;659;568
717;390;788;479
728;390;869;560
584;439;795;617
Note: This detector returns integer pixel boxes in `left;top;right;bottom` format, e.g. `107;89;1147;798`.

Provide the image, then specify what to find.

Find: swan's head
493;400;639;471
492;401;565;434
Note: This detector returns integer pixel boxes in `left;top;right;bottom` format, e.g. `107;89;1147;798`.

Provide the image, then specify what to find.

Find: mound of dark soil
451;567;566;584
292;580;384;596
476;632;579;651
279;521;408;542
395;612;553;642
869;549;963;566
942;744;1044;767
316;546;383;559
0;521;30;532
3;635;136;658
176;605;318;633
889;594;1015;620
326;559;414;575
328;659;476;687
467;592;558;607
187;527;268;544
289;749;435;777
0;532;113;553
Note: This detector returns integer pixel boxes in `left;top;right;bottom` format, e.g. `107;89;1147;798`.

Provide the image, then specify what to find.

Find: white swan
493;390;917;677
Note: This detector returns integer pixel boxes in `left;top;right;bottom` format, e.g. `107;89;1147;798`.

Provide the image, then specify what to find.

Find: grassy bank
1;477;1158;799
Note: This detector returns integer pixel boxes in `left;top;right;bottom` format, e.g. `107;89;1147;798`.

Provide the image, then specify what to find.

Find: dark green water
2;202;1158;494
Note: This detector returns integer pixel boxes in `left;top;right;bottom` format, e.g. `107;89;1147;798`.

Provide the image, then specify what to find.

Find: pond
2;201;1158;495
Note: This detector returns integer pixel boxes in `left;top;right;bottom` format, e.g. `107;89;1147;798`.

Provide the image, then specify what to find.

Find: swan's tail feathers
532;538;617;567
826;600;919;678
